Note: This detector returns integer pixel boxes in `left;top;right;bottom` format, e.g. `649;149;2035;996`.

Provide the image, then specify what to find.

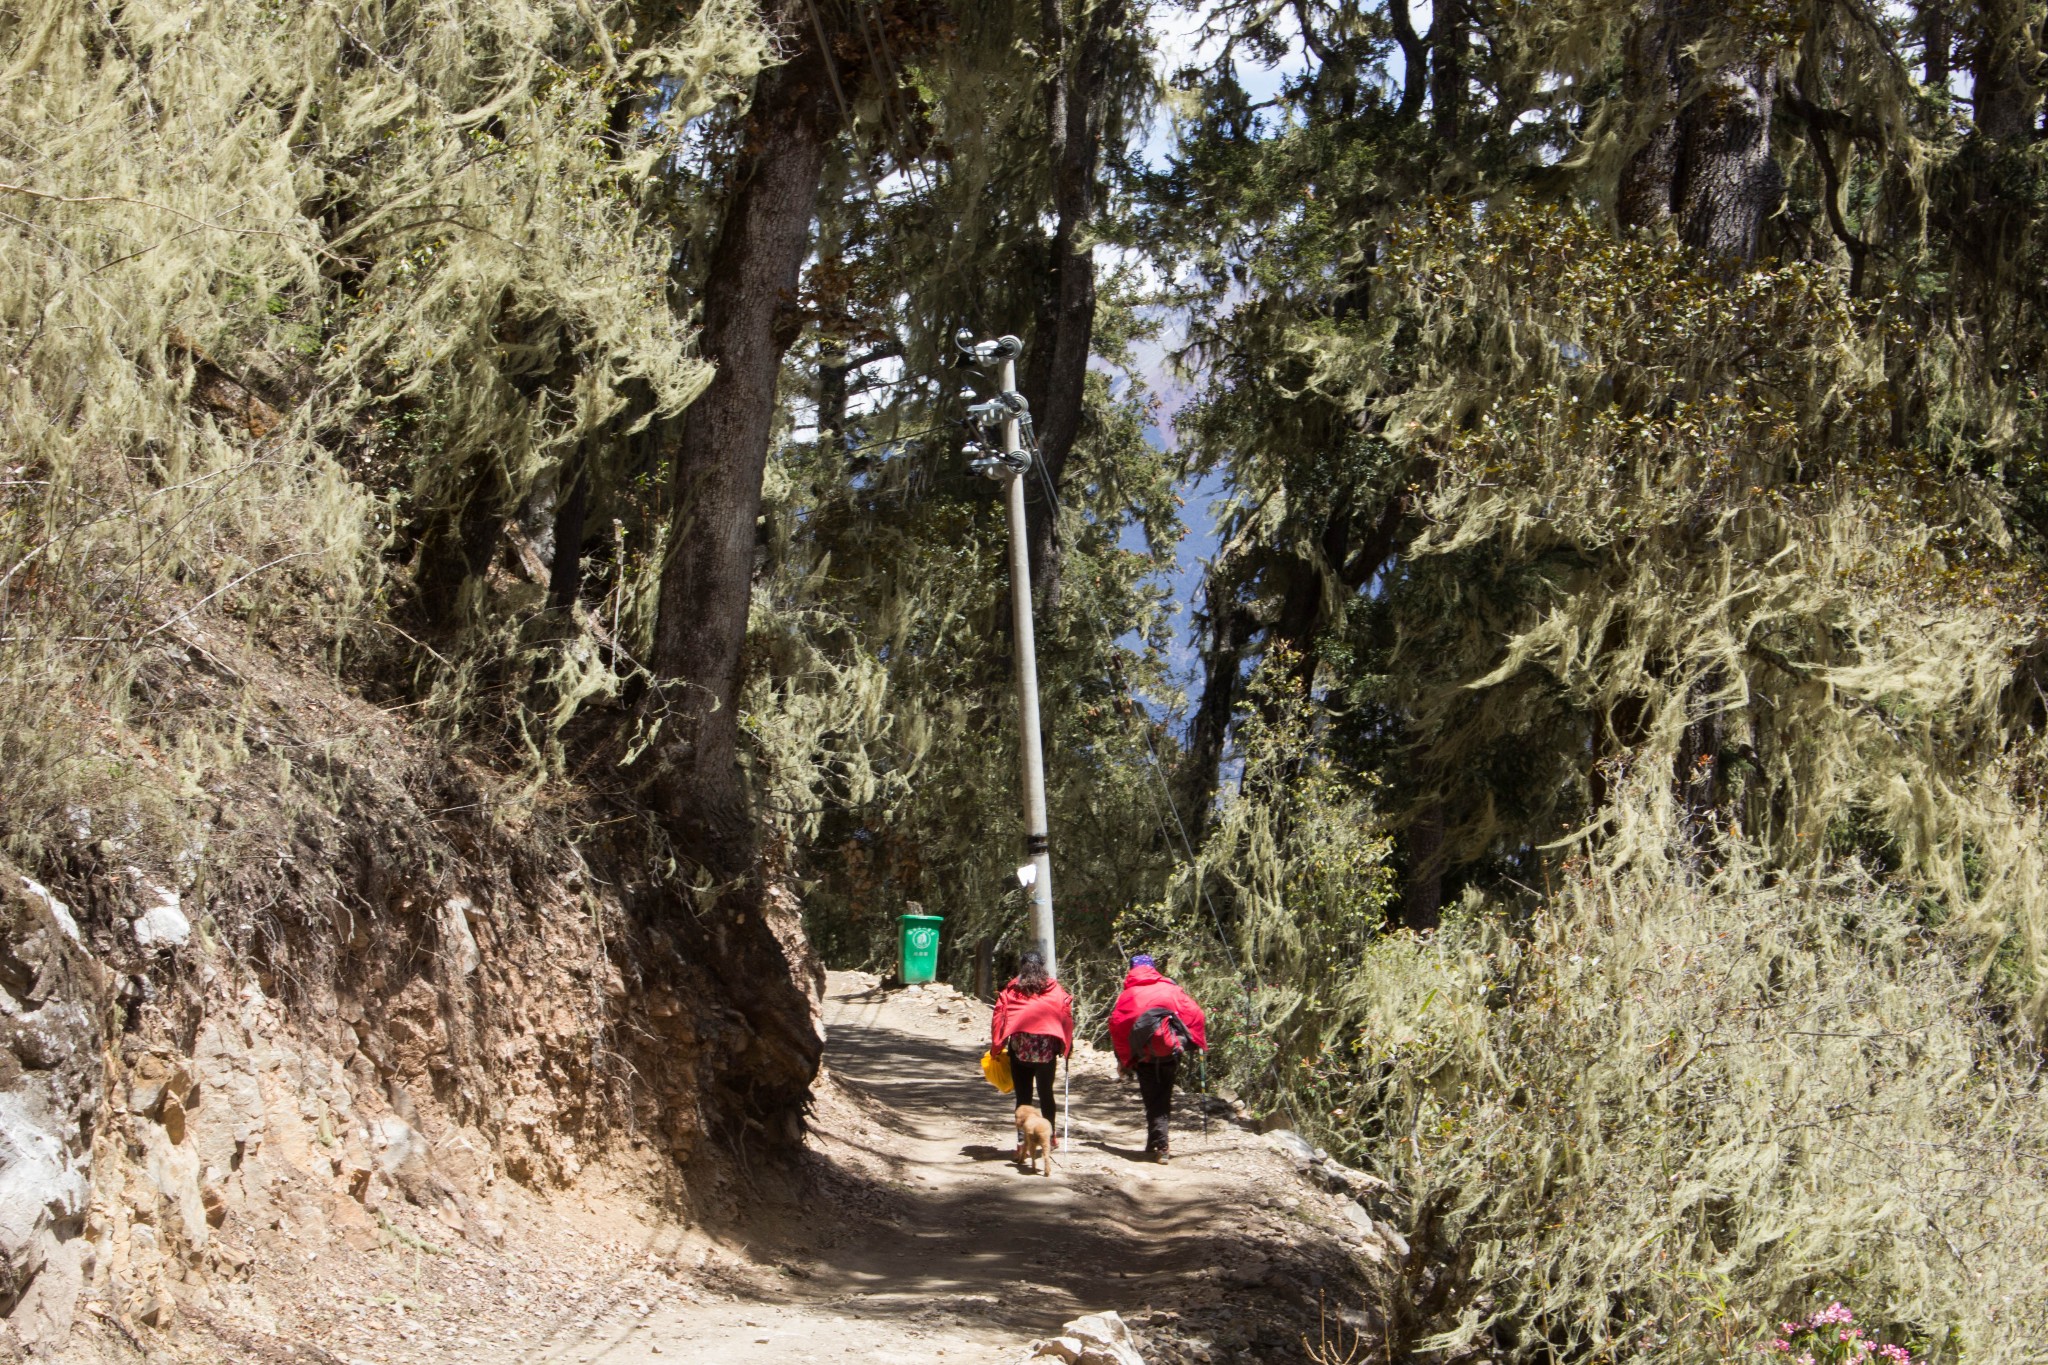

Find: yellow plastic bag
980;1048;1014;1094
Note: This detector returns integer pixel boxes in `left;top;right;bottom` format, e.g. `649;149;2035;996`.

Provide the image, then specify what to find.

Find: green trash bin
898;912;943;985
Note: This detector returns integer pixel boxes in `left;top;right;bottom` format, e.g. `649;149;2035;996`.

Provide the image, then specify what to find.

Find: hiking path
544;971;1391;1365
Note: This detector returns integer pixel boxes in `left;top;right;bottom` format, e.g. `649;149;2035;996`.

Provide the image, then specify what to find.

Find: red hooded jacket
1108;965;1207;1068
991;979;1075;1057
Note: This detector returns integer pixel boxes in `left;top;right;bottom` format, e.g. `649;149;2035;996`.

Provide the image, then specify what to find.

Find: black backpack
1130;1005;1191;1060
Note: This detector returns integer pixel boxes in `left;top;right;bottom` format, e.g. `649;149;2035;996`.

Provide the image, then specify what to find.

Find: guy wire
1029;442;1269;1041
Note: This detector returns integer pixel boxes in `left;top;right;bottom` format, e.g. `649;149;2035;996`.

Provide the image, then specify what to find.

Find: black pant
1134;1057;1178;1151
1009;1051;1057;1127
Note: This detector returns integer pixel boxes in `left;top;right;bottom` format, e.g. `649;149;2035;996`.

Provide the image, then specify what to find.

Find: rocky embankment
0;617;821;1363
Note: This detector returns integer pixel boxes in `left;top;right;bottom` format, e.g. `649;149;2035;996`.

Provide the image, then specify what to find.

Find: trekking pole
1062;1051;1071;1149
1199;1052;1209;1139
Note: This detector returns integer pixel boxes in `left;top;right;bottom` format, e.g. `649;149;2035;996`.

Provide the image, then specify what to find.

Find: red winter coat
1108;965;1207;1068
991;979;1075;1057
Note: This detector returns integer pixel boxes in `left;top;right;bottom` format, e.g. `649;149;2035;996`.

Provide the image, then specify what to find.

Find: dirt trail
542;972;1383;1365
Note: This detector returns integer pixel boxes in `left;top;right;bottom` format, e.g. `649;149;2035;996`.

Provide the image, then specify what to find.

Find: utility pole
958;331;1057;979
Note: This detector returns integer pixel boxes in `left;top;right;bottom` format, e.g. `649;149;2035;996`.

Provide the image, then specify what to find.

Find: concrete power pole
958;331;1057;979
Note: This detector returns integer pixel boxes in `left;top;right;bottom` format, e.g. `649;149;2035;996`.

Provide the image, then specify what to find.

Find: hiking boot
1154;1146;1171;1165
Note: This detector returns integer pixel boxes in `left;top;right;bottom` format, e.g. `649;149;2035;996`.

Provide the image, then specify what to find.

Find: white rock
370;1116;425;1175
1060;1311;1146;1365
441;896;481;976
1346;1234;1387;1265
1317;1156;1390;1199
1026;1337;1085;1363
1338;1202;1401;1262
18;877;80;943
9;1234;86;1350
1339;1202;1377;1235
0;1094;89;1268
1265;1128;1316;1164
1337;1201;1408;1257
133;889;191;950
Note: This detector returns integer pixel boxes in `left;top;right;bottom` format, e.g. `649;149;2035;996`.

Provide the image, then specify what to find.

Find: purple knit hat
1130;954;1155;968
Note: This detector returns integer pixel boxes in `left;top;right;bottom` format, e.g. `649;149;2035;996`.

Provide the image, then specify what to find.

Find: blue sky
1114;4;1309;704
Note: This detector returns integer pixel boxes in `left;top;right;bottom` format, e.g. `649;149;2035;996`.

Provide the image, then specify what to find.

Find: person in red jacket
1108;955;1207;1163
990;951;1074;1148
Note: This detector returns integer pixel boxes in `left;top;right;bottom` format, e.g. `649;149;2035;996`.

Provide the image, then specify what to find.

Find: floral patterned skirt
1006;1032;1064;1064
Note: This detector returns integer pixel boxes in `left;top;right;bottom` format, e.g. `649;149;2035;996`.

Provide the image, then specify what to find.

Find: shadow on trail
825;1018;1010;1128
802;996;1347;1349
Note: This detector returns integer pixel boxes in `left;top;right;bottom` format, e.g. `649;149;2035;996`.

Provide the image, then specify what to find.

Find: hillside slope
0;606;822;1361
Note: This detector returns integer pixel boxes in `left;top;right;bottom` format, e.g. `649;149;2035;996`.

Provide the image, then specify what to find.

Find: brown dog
1014;1103;1053;1177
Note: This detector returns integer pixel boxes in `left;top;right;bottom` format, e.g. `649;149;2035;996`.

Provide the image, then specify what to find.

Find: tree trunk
642;5;841;1128
1179;584;1255;843
1617;0;1781;263
1675;670;1728;847
1388;0;1428;122
547;461;590;614
1428;0;1470;146
818;339;850;453
1617;8;1682;233
1614;4;1777;840
648;12;835;878
1399;799;1446;933
1970;0;2041;141
1021;0;1126;609
1674;52;1779;261
413;464;505;633
1920;0;1952;92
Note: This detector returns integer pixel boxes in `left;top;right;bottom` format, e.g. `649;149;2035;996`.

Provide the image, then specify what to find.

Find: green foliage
1144;750;2048;1364
0;0;763;850
1341;201;2048;1022
1335;833;2048;1363
1150;191;2048;1360
1122;651;1397;1098
1138;6;2048;1356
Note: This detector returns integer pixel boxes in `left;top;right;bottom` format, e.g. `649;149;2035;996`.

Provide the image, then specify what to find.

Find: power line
1024;445;1268;1037
857;2;941;203
959;335;1272;1074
